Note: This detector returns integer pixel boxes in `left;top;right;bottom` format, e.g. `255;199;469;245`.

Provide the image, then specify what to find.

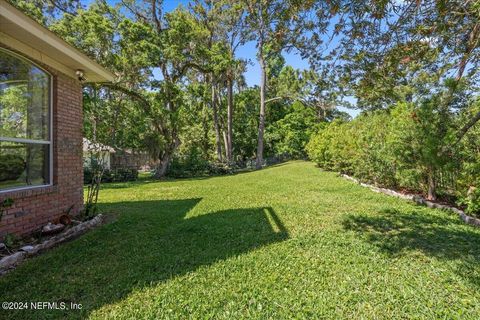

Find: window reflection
0;141;49;189
0;48;51;191
0;50;50;141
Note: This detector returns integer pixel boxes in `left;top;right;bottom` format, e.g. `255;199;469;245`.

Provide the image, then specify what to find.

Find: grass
1;161;480;319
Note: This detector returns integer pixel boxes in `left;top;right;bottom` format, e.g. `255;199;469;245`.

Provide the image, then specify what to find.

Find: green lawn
1;161;479;319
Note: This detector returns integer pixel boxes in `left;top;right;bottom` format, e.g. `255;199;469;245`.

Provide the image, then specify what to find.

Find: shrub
266;102;320;159
167;159;234;178
166;145;237;178
112;168;139;182
460;187;480;216
0;198;14;221
306;101;466;201
306;120;352;173
84;167;138;184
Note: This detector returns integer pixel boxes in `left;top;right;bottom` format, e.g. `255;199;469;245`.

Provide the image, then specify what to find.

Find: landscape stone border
341;174;480;228
0;214;104;276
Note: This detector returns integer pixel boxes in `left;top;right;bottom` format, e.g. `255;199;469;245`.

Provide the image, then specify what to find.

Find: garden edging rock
0;214;104;276
341;174;480;228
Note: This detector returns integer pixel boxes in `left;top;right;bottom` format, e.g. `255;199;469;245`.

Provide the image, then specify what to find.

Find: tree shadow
0;199;288;319
96;179;159;190
342;208;480;287
169;161;298;181
97;161;298;188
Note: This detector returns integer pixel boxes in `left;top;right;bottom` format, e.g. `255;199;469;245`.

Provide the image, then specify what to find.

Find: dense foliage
84;168;139;184
307;100;480;216
7;0;480;212
306;0;480;215
8;0;343;178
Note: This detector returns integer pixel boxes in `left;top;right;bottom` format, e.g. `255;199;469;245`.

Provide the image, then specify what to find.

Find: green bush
265;102;320;159
455;105;480;216
167;158;233;178
112;168;139;182
306;101;479;215
84;167;138;184
460;187;480;216
0;154;25;181
167;150;210;178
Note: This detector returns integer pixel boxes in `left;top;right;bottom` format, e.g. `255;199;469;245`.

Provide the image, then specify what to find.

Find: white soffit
0;0;114;82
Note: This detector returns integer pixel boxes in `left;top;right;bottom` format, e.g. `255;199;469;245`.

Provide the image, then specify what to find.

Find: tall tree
8;0;83;24
339;0;480;137
218;2;248;163
190;0;248;163
331;0;480;200
119;1;210;177
240;0;329;169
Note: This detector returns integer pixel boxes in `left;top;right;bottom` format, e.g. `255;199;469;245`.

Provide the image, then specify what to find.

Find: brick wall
0;45;84;238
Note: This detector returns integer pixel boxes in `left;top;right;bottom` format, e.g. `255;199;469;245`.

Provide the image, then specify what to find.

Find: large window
0;48;52;191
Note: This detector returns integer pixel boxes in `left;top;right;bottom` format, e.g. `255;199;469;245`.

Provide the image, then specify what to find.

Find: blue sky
84;0;359;117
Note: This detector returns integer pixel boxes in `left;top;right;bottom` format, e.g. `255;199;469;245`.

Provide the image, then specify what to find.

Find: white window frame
0;47;53;193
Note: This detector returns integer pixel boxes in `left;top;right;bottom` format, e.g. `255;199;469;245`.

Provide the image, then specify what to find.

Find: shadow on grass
96;179;157;190
343;208;480;287
95;172;253;188
0;199;288;319
99;161;297;188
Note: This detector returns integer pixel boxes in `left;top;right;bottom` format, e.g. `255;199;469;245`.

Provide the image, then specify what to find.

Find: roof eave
0;0;114;83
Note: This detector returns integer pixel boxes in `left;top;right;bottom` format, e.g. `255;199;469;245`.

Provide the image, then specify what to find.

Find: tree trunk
154;152;171;179
202;106;210;157
256;55;267;170
226;76;234;163
211;81;223;162
427;170;437;201
153;134;180;179
457;110;480;143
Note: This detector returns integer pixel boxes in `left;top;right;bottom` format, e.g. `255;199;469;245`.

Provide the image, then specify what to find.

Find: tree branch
456;110;480;143
151;0;163;32
100;83;150;106
265;95;312;107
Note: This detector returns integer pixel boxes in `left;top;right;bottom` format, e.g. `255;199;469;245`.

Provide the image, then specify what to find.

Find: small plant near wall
3;233;18;250
84;146;109;219
0;198;14;221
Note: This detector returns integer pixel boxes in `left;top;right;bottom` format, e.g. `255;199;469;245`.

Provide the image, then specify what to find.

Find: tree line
12;0;348;175
10;0;480;213
307;0;480;215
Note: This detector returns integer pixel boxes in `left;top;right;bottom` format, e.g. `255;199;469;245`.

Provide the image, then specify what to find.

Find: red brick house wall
0;45;84;237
